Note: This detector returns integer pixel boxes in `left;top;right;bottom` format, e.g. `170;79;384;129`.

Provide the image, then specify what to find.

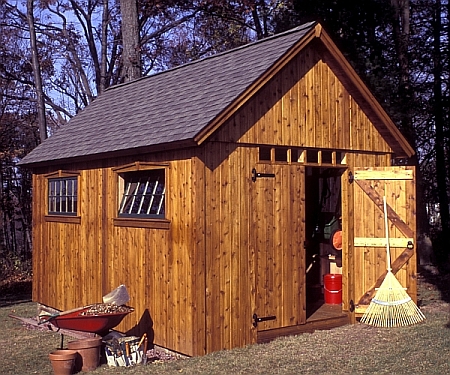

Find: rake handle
383;196;391;271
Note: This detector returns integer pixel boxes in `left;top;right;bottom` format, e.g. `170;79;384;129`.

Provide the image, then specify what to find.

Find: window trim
112;162;170;229
44;170;81;223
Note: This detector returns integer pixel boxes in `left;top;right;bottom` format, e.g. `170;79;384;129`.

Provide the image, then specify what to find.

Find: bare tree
26;0;47;142
120;0;141;82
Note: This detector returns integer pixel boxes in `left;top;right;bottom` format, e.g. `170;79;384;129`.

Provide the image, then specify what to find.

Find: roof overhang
20;139;197;170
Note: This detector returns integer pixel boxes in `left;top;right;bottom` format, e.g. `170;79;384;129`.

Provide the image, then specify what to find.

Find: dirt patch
146;346;188;363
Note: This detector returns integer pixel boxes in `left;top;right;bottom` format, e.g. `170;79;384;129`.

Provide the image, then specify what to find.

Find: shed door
351;167;417;309
251;164;305;331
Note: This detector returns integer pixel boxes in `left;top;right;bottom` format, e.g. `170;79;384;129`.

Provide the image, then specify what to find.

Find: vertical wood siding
202;144;257;353
213;44;391;157
32;152;206;356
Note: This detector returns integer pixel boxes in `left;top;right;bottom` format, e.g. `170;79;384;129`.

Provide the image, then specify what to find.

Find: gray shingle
20;22;316;166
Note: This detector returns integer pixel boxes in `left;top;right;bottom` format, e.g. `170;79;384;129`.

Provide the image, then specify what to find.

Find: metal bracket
348;171;354;183
252;313;276;327
252;168;275;182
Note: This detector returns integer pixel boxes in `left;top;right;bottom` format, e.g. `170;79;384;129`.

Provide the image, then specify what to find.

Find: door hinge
348;171;354;183
252;313;276;327
252;168;275;182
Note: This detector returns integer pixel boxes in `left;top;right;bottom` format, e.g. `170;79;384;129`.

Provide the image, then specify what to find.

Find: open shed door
351;167;417;313
251;164;305;331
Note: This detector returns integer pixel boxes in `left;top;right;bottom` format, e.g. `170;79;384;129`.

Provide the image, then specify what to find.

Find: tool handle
138;333;147;348
143;337;148;364
383;196;391;271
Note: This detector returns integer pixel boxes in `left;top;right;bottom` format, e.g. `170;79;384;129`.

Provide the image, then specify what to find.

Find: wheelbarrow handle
37;304;94;324
38;313;59;325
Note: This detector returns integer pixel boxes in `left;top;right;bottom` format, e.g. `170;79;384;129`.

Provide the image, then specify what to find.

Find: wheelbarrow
38;285;133;335
42;305;134;335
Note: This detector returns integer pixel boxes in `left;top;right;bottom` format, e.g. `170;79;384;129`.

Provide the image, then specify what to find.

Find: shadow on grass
417;263;450;329
0;280;32;308
418;264;450;303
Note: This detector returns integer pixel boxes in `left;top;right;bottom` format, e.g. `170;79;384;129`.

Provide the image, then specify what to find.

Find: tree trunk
252;0;269;39
390;1;430;246
26;0;47;142
391;0;411;138
433;0;450;264
99;0;109;94
120;0;141;82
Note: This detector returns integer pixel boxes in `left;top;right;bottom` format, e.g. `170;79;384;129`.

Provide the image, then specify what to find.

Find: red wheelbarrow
39;304;134;335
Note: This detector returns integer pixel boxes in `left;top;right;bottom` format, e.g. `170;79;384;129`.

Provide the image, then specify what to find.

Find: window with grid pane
119;169;165;218
48;177;78;215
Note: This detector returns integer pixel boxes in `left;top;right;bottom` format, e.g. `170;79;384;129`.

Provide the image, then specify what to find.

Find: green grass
2;301;449;374
1;270;450;374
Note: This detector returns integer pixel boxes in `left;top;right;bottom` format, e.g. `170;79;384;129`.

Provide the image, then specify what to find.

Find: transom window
48;177;78;215
118;169;165;218
259;146;347;166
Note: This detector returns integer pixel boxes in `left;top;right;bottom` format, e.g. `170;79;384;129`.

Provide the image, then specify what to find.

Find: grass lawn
1;266;449;375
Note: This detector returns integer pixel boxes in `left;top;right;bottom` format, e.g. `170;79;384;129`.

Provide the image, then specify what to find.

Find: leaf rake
360;196;425;327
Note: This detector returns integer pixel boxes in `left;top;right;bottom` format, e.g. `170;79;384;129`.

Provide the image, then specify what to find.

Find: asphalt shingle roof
20;22;316;166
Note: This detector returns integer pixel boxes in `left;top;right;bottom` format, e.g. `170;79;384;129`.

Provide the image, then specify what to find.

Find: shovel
102;284;130;306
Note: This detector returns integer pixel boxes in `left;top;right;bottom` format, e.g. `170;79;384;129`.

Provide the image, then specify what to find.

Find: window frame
112;162;170;229
258;147;347;166
44;170;81;224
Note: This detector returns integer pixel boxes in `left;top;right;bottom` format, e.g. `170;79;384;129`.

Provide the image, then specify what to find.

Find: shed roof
20;22;413;167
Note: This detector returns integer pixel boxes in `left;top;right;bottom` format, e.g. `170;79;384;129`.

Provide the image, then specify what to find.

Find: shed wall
32;151;207;356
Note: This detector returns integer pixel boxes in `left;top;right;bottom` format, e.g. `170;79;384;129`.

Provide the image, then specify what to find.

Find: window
118;169;165;218
321;151;333;164
274;148;288;162
48;177;78;215
306;149;319;163
259;147;271;161
258;147;346;166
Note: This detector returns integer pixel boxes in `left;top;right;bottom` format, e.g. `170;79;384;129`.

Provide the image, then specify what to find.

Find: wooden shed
20;22;418;356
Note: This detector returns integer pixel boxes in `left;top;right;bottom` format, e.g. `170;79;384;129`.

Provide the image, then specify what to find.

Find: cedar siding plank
192;153;206;355
204;142;222;353
244;147;257;347
230;148;241;350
